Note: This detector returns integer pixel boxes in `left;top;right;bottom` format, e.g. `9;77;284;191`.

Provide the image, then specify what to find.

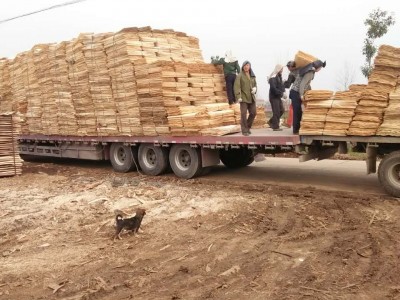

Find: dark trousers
268;97;284;129
240;101;256;134
290;89;302;134
225;74;236;104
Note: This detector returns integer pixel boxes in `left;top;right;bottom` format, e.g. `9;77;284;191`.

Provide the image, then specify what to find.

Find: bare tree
335;61;356;91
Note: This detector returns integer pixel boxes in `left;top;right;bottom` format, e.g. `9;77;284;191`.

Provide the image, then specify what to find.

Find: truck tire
138;144;169;176
378;151;400;197
110;143;136;173
219;148;254;168
169;144;202;179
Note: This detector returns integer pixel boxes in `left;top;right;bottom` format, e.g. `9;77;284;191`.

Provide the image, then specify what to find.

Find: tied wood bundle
300;90;360;136
323;91;360;136
349;84;367;92
300;90;334;135
294;51;318;69
187;63;227;105
377;86;400;136
0;113;22;177
200;124;240;136
167;106;238;136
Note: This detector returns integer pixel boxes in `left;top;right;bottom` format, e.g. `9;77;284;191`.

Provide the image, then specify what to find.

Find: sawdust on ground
0;160;399;300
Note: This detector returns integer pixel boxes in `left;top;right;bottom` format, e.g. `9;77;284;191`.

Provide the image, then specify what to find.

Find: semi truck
17;128;400;197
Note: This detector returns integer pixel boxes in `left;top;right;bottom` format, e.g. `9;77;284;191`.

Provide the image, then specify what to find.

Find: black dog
114;208;146;240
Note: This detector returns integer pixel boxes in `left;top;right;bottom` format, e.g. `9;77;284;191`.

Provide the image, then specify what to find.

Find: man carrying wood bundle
234;61;257;136
284;61;301;134
211;50;240;105
285;59;326;134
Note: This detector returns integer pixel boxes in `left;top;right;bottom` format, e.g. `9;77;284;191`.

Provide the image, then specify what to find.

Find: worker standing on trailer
211;50;241;105
284;60;301;134
268;64;286;131
234;60;257;136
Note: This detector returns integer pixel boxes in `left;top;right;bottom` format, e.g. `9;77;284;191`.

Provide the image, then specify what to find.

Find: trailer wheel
378;151;400;197
169;144;202;179
138;144;169;176
219;148;254;168
110;143;136;173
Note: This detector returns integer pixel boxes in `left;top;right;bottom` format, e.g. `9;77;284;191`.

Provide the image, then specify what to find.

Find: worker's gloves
282;92;288;100
238;98;243;102
251;87;257;95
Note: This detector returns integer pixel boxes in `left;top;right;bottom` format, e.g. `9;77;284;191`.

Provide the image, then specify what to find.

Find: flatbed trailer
18;128;400;197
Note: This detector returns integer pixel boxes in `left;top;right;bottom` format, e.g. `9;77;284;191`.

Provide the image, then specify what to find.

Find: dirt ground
1;159;400;300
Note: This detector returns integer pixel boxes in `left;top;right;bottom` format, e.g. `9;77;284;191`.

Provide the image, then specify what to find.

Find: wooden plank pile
84;33;118;135
0;113;22;177
375;45;400;136
348;45;400;136
9;53;29;133
0;59;13;113
300;90;333;135
377;85;400;136
300;45;400;136
0;26;239;137
53;42;78;135
66;34;98;135
324;90;360;136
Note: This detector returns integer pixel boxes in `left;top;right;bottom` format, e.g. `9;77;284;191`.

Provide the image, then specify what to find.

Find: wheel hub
145;149;156;167
177;150;191;170
389;164;400;186
117;148;126;162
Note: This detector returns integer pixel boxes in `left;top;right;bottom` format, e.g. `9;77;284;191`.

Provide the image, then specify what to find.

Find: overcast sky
0;0;399;100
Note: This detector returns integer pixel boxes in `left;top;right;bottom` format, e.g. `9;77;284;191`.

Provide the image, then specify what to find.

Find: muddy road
1;159;399;300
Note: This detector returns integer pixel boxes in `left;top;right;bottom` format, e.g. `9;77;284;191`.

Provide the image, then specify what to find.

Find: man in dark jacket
268;64;285;131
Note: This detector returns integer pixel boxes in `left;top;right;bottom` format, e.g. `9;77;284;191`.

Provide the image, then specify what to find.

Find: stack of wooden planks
0;59;13;113
374;46;400;136
300;90;333;135
300;45;400;137
348;45;400;136
324;90;360;136
0;113;22;177
0;26;239;137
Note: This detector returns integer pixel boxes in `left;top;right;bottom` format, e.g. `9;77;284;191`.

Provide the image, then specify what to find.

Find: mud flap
201;148;220;167
366;145;378;174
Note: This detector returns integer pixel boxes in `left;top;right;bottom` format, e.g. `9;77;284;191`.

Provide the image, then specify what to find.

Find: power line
0;0;88;24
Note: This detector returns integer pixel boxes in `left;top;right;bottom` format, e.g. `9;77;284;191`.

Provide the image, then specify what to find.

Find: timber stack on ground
0;113;22;177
